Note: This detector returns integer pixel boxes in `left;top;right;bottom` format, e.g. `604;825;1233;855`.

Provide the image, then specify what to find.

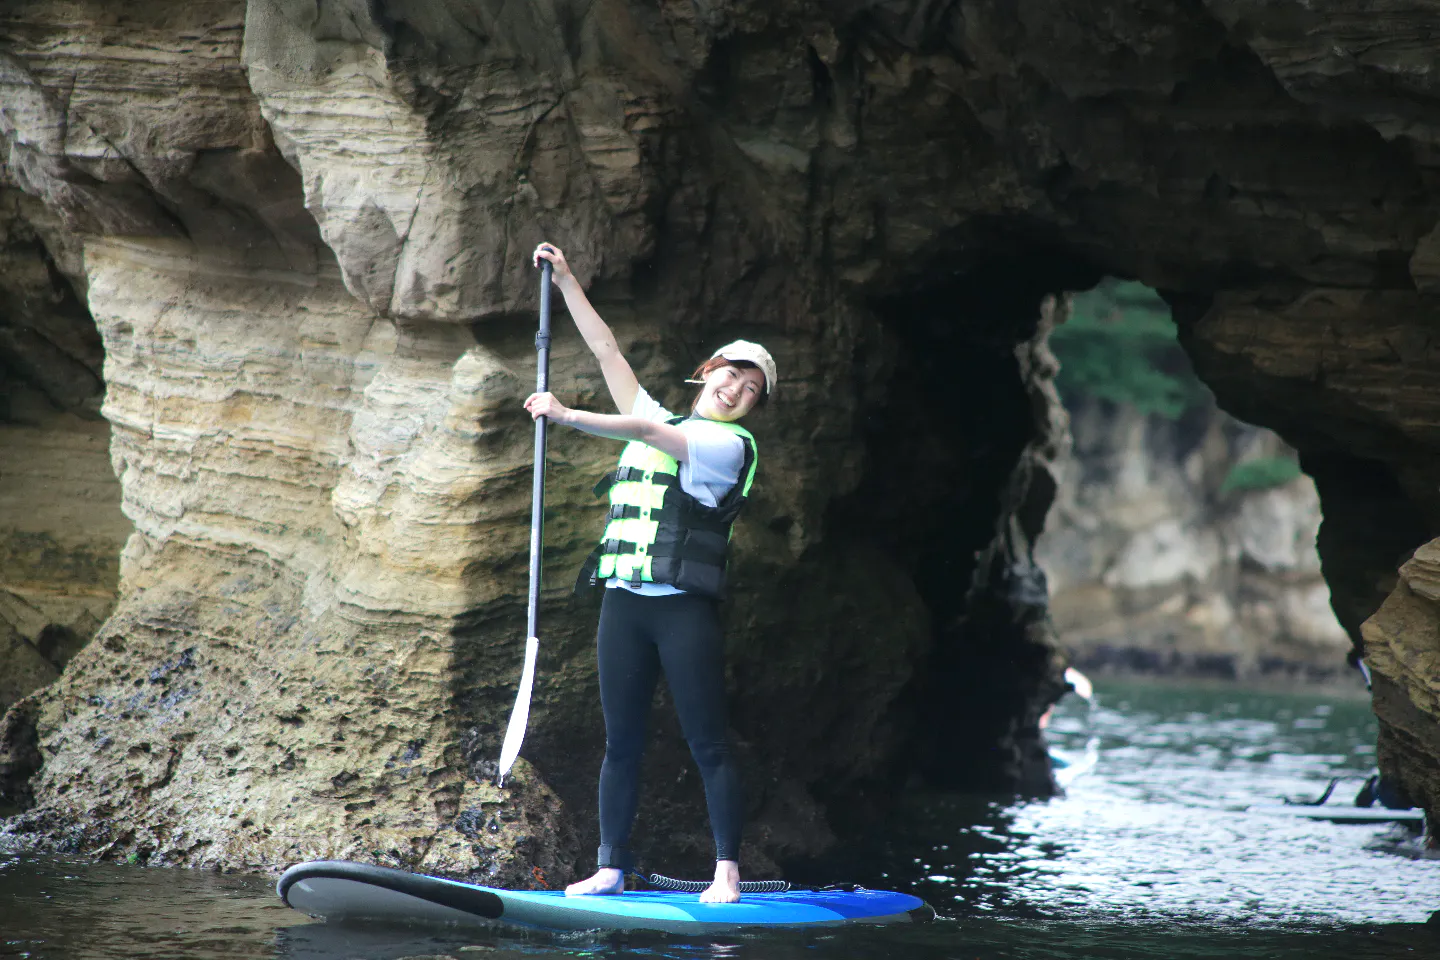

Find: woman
524;242;775;904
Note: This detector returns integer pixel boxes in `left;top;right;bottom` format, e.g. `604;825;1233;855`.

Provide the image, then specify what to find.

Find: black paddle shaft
527;262;552;641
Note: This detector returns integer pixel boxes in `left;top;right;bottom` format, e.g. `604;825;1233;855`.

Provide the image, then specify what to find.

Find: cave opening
828;254;1362;809
826;248;1102;804
0;194;129;719
1036;278;1356;691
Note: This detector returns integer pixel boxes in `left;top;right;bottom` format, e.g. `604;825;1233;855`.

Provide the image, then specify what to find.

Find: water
3;681;1437;959
853;682;1435;925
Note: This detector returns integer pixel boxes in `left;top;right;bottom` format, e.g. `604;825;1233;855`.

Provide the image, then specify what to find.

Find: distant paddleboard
278;861;934;933
1246;804;1425;824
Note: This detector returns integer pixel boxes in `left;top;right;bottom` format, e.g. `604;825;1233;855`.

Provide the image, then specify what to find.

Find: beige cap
709;340;777;395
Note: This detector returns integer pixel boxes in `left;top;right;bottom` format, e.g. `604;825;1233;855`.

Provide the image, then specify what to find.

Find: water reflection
0;855;287;960
265;920;1440;960
274;923;490;960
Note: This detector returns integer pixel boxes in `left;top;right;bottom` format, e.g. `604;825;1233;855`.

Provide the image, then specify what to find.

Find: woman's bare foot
565;868;625;896
698;860;741;903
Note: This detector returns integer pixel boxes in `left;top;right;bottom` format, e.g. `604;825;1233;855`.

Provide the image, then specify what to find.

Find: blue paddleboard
278;860;934;933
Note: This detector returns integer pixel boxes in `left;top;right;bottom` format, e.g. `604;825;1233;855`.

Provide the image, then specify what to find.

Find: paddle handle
527;262;552;641
499;260;551;787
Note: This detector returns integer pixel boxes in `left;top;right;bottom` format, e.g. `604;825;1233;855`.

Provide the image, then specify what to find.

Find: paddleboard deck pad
278;861;935;933
1247;804;1425;824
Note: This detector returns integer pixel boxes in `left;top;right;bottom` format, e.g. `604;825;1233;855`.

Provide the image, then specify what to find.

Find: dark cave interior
839;249;1103;795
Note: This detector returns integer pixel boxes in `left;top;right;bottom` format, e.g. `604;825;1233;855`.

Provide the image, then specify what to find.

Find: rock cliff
1039;395;1352;683
3;0;1440;871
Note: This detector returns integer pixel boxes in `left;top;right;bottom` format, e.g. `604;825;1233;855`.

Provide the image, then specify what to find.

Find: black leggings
594;587;742;870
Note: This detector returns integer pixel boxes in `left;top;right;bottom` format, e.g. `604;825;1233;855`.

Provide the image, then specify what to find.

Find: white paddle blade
497;636;540;784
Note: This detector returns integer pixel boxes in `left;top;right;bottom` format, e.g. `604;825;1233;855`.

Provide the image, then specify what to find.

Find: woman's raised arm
534;243;639;414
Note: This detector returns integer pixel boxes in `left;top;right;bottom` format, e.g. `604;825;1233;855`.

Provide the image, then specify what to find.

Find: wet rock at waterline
2;0;1440;867
1361;543;1440;828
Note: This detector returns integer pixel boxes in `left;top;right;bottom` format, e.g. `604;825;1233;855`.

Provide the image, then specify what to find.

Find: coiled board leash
643;873;791;893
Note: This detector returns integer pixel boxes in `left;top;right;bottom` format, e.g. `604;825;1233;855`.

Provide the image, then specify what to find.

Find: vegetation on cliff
1051;279;1206;419
1052;279;1304;498
1219;456;1304;495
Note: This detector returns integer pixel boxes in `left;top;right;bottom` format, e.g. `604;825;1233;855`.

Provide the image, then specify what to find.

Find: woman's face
694;364;767;422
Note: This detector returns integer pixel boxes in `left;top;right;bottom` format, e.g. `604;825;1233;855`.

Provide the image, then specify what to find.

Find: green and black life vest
575;417;757;600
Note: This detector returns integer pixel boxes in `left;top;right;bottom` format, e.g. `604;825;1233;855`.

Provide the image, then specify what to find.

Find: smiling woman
525;242;778;904
685;351;771;416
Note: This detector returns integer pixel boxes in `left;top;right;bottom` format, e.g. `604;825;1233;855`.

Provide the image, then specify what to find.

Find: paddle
497;259;552;787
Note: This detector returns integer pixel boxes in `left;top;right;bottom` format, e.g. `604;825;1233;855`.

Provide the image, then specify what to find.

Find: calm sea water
3;681;1437;959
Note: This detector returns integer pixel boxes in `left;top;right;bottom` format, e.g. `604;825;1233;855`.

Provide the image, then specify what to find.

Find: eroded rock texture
3;0;1440;869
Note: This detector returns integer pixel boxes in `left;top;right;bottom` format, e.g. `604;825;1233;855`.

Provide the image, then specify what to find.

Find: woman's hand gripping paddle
497;259;553;787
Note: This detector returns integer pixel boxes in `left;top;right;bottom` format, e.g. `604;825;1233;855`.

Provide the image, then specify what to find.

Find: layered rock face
1040;397;1351;683
3;0;1440;870
0;1;594;874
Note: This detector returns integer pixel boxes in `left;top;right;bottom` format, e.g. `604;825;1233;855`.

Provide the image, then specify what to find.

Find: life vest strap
574;530;731;594
593;537;719;560
593;467;679;499
606;501;732;534
576;543;604;592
